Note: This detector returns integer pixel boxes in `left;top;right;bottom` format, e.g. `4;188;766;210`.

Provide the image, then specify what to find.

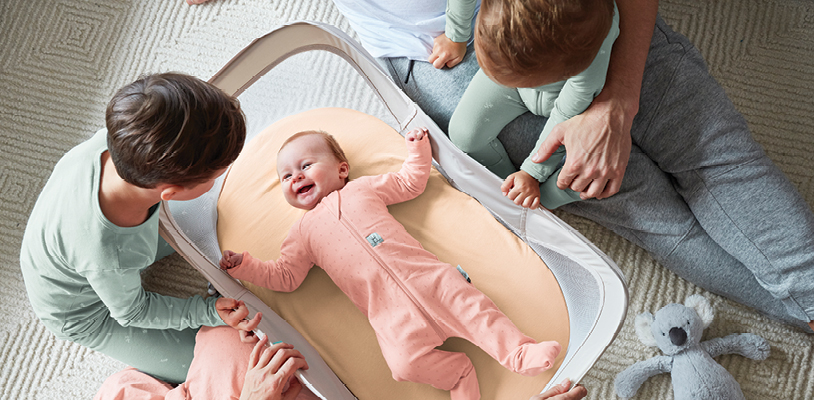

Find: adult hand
429;34;467;69
216;297;262;332
240;337;310;400
529;379;588;400
532;92;634;200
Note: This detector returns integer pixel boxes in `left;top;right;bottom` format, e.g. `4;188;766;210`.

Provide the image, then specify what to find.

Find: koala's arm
614;355;672;399
701;333;770;360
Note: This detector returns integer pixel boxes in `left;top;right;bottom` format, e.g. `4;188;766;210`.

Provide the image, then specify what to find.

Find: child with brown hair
448;0;619;210
220;128;561;400
20;72;259;385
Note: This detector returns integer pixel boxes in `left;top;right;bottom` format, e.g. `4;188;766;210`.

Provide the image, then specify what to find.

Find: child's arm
220;227;314;293
428;0;477;69
87;268;226;330
368;128;433;206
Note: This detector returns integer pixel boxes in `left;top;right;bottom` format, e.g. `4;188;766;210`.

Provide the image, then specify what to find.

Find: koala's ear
634;312;657;347
685;294;714;328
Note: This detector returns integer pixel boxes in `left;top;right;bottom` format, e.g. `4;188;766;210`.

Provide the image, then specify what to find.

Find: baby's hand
220;250;244;270
501;171;542;210
406;127;428;142
429;34;467;69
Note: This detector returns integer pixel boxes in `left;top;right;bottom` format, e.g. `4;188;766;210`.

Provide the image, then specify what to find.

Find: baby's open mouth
298;184;314;195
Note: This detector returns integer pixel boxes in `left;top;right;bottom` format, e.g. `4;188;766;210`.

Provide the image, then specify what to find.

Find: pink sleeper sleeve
226;223;314;292
367;136;433;206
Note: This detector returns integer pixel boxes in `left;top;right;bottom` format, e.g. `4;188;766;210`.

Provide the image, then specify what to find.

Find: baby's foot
186;0;212;5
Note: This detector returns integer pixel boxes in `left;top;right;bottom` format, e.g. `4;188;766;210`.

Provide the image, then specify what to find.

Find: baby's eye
282;174;291;181
302;163;312;170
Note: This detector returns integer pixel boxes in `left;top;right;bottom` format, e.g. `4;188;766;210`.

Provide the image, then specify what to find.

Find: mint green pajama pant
448;69;582;209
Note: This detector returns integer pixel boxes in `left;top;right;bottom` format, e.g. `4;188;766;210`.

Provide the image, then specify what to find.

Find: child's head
276;130;350;210
475;0;615;88
105;72;246;189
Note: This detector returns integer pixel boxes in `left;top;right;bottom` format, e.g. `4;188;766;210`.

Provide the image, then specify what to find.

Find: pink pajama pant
374;284;561;400
94;326;320;400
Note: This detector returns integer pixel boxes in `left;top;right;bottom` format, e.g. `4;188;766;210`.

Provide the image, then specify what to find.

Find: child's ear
159;184;183;201
338;162;350;179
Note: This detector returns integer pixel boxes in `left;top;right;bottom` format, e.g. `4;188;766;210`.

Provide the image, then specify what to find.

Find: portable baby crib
158;21;628;399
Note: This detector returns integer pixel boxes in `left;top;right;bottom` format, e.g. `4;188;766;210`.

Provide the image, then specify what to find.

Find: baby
448;0;619;209
220;128;561;400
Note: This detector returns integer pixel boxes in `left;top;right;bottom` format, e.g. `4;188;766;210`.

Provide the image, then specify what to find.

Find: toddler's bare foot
186;0;212;5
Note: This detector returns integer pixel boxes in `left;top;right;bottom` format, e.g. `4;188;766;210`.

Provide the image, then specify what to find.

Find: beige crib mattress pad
217;107;569;400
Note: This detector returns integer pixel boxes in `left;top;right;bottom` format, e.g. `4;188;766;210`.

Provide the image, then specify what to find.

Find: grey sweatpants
381;16;814;330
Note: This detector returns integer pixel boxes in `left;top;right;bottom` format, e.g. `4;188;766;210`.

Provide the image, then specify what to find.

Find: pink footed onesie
226;135;561;400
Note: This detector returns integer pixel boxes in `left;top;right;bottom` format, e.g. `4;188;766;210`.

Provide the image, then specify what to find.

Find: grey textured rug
1;0;812;399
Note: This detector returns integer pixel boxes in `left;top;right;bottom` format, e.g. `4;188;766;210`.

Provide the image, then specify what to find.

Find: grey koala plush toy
614;295;770;399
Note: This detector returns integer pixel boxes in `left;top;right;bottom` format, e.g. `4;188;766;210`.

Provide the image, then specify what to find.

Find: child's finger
501;176;515;195
239;329;260;344
530;197;541;210
238;312;263;331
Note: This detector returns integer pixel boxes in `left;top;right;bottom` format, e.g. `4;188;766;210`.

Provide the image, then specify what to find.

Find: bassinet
158;21;628;399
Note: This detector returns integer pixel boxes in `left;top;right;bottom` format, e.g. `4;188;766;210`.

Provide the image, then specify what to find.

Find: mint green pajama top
447;1;620;181
20;129;223;339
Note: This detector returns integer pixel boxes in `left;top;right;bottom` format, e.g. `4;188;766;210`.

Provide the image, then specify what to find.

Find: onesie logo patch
456;265;472;283
366;232;384;247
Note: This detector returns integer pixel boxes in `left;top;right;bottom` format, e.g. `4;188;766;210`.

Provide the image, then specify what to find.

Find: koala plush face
649;303;705;355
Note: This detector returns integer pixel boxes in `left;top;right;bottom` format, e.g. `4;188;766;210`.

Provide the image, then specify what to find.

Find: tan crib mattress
217;107;569;400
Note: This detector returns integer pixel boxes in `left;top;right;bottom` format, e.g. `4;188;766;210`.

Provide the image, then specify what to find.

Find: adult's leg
74;315;198;384
635;17;814;324
562;16;814;329
563;147;803;328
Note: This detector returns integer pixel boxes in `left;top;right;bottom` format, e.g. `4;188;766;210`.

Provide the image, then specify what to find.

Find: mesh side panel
525;239;599;347
167;182;224;264
486;210;601;366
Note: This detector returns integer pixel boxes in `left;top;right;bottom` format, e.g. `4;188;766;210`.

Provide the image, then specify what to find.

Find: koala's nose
669;327;687;346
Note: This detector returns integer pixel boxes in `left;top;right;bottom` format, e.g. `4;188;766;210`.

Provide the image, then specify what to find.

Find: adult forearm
604;0;659;114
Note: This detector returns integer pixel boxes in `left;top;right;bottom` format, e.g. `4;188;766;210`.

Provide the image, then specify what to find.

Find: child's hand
220;250;244;270
406;127;428;142
216;297;263;331
429;34;467;69
501;171;542;210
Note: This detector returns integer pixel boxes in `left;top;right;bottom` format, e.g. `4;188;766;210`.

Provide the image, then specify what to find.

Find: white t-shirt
333;0;479;60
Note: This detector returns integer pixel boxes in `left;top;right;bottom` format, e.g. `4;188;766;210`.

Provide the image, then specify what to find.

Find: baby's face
276;134;349;210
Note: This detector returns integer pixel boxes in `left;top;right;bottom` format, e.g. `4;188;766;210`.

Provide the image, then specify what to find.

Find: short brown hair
475;0;614;87
105;72;246;188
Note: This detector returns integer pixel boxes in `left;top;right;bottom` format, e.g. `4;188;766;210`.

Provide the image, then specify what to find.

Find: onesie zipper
339;216;446;340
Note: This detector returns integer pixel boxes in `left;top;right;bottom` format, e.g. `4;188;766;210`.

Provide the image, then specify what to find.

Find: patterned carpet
1;0;812;399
